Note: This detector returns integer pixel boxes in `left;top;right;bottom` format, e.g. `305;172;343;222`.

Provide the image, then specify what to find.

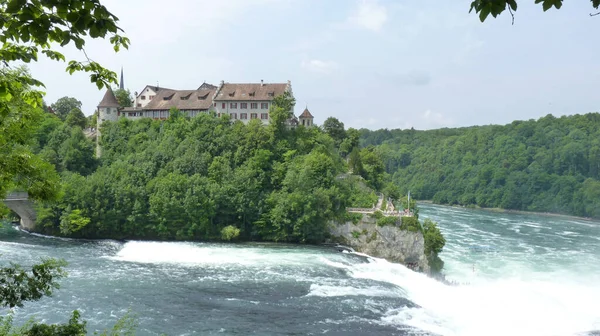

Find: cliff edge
328;214;430;273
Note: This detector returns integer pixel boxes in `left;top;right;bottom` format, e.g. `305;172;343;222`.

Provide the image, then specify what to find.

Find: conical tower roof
98;88;120;108
300;107;313;118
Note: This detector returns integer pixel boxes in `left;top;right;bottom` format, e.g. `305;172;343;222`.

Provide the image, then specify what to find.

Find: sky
29;0;600;130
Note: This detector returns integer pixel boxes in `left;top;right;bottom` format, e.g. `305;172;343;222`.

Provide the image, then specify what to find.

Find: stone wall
328;214;429;273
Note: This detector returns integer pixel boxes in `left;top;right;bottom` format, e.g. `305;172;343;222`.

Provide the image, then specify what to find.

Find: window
230;103;238;109
214;102;217;107
141;96;146;100
251;103;258;109
222;103;226;109
106;109;111;114
137;103;142;107
261;103;269;109
240;113;248;120
149;96;154;100
217;113;221;117
268;92;274;97
251;113;258;119
230;113;237;119
153;111;159;118
261;113;268;120
240;103;248;109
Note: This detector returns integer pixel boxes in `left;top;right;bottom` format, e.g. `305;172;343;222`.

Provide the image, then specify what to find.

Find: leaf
542;0;553;11
554;0;563;9
507;0;517;11
6;0;26;13
479;5;491;22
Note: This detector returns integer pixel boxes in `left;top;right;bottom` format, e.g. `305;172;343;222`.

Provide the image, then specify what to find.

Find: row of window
218;102;269;109
218;113;268;120
140;95;154;101
115;110;268;120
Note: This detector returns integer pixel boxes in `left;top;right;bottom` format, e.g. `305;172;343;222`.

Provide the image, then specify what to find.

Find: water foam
339;255;600;336
110;241;326;268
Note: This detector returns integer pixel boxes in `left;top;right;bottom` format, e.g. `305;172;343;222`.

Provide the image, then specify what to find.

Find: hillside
32;100;378;243
359;113;600;218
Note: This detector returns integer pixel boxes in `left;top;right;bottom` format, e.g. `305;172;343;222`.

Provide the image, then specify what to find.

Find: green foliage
21;310;86;336
51;97;82;121
400;216;420;232
468;0;599;23
0;259;67;308
0;0;130;89
351;230;361;239
377;215;398;227
360;113;600;218
322;117;346;147
422;218;446;256
37;112;351;244
65;108;87;129
221;225;241;241
0;67;61;202
0;310;138;336
59;207;90;235
114;89;133;108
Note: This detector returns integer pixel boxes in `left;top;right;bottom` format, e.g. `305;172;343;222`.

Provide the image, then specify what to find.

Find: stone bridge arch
3;192;36;231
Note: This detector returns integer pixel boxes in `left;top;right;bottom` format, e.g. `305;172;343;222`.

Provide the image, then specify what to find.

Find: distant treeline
359;113;600;218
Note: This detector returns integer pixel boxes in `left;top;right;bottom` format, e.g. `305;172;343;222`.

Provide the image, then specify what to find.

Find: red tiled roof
213;83;288;101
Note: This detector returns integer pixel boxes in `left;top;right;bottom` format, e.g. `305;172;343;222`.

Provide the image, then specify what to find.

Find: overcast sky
29;0;599;130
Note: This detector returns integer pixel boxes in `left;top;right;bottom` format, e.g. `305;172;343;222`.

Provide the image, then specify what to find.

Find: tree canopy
50;97;82;121
114;89;133;108
360;113;600;219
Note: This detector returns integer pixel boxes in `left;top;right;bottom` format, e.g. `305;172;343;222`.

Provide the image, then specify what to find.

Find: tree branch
590;11;600;16
508;6;515;25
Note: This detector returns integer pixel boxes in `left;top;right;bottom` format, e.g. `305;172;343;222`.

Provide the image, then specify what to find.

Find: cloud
348;0;388;32
301;59;339;74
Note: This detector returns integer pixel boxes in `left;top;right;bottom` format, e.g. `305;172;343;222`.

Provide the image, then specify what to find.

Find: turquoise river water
1;203;600;336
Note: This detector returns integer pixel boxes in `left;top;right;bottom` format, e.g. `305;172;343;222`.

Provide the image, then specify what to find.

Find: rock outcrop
328;214;429;273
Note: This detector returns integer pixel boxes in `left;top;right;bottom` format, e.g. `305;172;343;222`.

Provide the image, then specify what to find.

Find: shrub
400;216;420;232
377;215;398;227
351;230;361;239
422;218;446;256
221;225;240;241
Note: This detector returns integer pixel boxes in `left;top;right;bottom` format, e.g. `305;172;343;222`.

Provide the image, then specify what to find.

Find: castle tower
96;88;120;157
299;107;314;127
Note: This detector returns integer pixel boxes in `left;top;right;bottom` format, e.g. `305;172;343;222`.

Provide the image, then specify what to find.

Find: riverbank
417;200;599;222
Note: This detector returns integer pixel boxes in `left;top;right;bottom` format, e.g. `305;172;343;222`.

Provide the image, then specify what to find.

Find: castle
97;76;314;130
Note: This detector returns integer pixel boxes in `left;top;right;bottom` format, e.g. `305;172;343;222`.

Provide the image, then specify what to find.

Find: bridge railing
4;192;29;200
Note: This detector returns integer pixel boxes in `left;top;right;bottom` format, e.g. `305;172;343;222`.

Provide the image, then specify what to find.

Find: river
1;204;600;336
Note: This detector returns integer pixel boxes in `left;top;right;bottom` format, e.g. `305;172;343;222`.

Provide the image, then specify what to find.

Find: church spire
119;67;124;90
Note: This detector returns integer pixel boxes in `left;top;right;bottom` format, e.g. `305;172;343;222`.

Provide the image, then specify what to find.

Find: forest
359;113;600;219
31;93;384;244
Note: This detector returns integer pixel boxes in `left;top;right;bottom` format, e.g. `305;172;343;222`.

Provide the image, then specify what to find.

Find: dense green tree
65;108;87;129
322;117;346;147
0;0;130;333
360;113;600;218
50;97;82;121
114;88;133;108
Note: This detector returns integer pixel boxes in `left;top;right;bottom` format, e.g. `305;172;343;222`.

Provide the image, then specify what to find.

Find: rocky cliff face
328;214;430;273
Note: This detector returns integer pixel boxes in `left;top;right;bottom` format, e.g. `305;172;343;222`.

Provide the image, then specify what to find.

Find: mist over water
1;204;600;335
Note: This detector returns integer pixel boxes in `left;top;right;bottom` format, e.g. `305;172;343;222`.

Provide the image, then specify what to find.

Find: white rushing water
2;204;600;336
